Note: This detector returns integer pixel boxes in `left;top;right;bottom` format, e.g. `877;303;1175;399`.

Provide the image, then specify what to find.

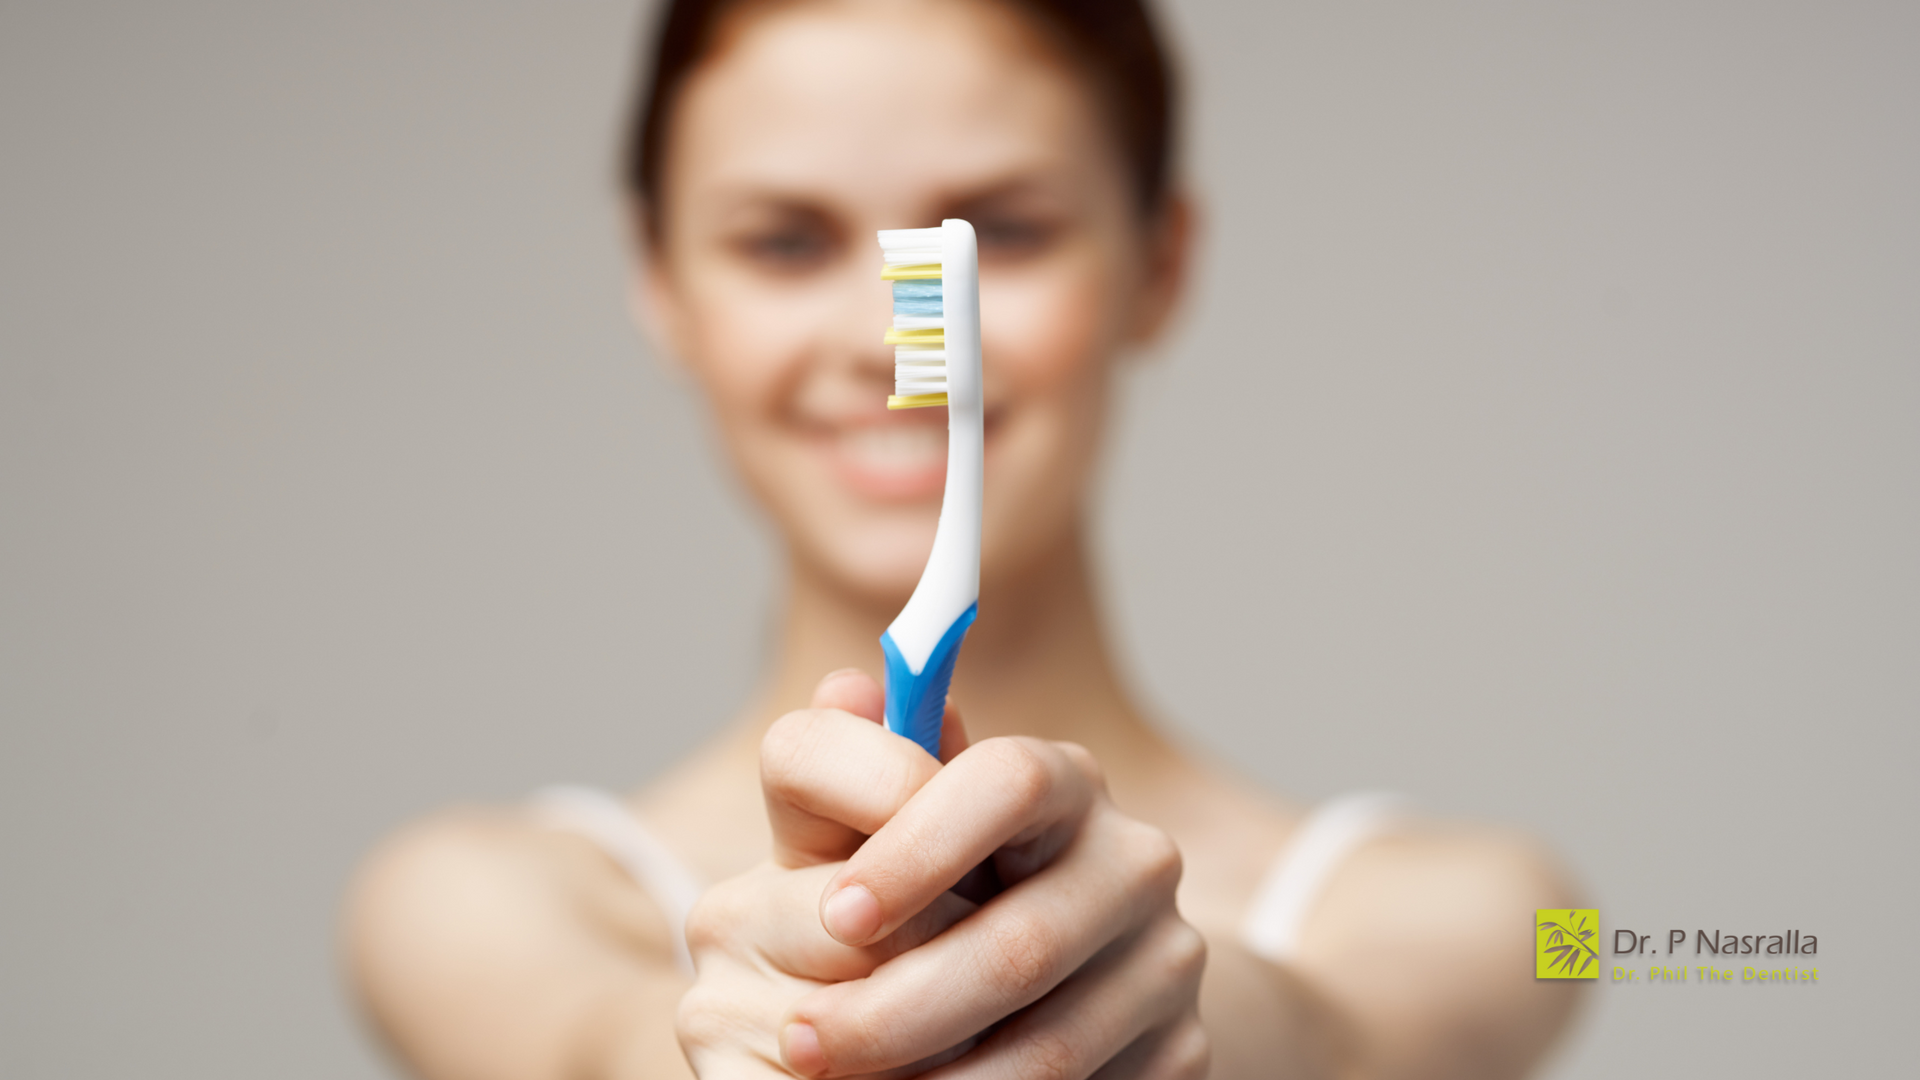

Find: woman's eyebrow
700;188;842;226
938;176;1075;217
689;169;1077;230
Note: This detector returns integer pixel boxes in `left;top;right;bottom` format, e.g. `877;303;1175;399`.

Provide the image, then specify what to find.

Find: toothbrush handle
879;603;978;759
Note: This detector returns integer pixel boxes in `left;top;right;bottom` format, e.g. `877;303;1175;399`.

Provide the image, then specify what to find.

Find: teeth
841;424;946;471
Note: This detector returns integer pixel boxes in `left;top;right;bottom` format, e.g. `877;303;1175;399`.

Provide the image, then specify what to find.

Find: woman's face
642;0;1184;603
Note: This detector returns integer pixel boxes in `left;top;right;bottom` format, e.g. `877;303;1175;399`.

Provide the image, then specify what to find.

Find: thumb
813;668;967;761
809;668;885;724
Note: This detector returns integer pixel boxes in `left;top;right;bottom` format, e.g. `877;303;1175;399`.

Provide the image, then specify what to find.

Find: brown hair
624;0;1178;232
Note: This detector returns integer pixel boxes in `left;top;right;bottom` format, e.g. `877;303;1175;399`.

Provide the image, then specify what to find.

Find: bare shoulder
1294;820;1587;1079
344;805;684;1080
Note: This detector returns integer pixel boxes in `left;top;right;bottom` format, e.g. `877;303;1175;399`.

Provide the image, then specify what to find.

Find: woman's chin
797;532;937;612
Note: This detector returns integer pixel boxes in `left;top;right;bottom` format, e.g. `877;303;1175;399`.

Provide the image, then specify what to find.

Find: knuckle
983;909;1064;1000
758;710;820;789
801;996;889;1073
978;737;1055;813
1163;920;1208;987
681;884;743;952
1126;821;1184;894
672;984;730;1051
1055;740;1105;788
1166;1017;1212;1080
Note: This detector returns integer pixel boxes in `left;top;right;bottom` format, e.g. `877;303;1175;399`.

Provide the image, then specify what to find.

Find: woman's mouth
828;420;949;500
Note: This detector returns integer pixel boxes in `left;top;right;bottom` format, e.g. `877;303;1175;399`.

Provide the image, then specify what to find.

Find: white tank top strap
1239;791;1405;963
530;785;705;976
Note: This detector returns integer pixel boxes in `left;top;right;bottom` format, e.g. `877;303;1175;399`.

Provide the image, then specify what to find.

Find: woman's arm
344;811;695;1079
1194;830;1585;1080
346;712;1580;1080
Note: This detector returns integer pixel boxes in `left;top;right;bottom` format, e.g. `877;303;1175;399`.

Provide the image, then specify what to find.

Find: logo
1536;908;1600;978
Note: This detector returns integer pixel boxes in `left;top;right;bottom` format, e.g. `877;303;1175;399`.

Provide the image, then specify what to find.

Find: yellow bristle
888;392;950;410
884;328;945;346
881;264;943;280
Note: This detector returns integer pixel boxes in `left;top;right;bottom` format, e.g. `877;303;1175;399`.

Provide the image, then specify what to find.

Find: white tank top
531;785;1402;976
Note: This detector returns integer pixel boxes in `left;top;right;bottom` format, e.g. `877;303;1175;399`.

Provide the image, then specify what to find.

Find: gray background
1;0;1913;1076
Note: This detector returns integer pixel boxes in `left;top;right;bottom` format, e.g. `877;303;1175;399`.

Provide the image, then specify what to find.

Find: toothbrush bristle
879;228;947;409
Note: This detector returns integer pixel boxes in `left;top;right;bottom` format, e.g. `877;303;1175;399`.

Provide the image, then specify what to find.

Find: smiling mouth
826;420;946;500
821;407;1000;501
840;423;946;473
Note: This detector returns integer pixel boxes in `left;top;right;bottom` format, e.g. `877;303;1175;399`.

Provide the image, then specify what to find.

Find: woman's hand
675;670;978;1078
675;669;1209;1079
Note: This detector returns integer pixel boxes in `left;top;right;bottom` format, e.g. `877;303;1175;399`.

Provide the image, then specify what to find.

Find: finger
786;1030;983;1080
921;918;1207;1080
790;810;1184;1075
676;952;810;1076
762;708;944;868
1087;1015;1210;1080
819;737;1097;946
812;668;886;723
687;863;977;984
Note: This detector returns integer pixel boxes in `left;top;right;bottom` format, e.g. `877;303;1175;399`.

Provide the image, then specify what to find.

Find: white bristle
878;227;943;267
892;315;944;330
895;334;945;390
878;227;942;249
895;339;945;394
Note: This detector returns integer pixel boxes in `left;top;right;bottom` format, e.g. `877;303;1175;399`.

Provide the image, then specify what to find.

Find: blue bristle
892;279;942;316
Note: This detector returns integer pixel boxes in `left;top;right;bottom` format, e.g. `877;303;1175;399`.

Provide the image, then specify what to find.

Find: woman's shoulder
1146;753;1580;1004
1141;753;1574;938
344;720;765;998
345;718;767;968
1165;753;1585;1069
345;802;685;986
1312;818;1579;952
342;800;689;1074
1288;817;1585;1072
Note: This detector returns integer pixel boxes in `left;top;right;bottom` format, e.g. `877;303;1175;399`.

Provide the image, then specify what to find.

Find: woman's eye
737;226;835;271
973;218;1056;260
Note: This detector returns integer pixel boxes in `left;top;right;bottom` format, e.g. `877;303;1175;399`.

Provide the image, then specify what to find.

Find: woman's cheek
693;295;805;413
983;269;1117;396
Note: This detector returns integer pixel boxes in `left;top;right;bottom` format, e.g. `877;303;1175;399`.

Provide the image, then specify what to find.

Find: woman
346;1;1585;1076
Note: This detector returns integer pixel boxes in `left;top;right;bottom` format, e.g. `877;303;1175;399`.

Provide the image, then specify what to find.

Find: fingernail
783;1021;826;1076
822;883;882;944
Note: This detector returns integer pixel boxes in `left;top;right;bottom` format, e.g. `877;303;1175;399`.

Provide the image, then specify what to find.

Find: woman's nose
839;265;896;379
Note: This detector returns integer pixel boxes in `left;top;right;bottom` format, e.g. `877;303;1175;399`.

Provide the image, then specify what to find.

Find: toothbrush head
879;227;949;410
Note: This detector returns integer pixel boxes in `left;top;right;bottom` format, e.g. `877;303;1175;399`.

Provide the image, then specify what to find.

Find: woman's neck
741;528;1167;769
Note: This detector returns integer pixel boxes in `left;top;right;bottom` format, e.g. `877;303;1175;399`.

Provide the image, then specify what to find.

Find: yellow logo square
1536;909;1599;978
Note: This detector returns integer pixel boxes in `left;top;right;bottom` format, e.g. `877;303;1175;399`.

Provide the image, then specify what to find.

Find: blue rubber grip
879;603;977;759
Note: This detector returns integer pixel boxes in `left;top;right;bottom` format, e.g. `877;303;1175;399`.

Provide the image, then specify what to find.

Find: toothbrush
876;220;982;759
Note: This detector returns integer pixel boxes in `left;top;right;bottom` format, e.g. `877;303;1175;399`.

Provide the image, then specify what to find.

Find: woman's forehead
666;0;1117;215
